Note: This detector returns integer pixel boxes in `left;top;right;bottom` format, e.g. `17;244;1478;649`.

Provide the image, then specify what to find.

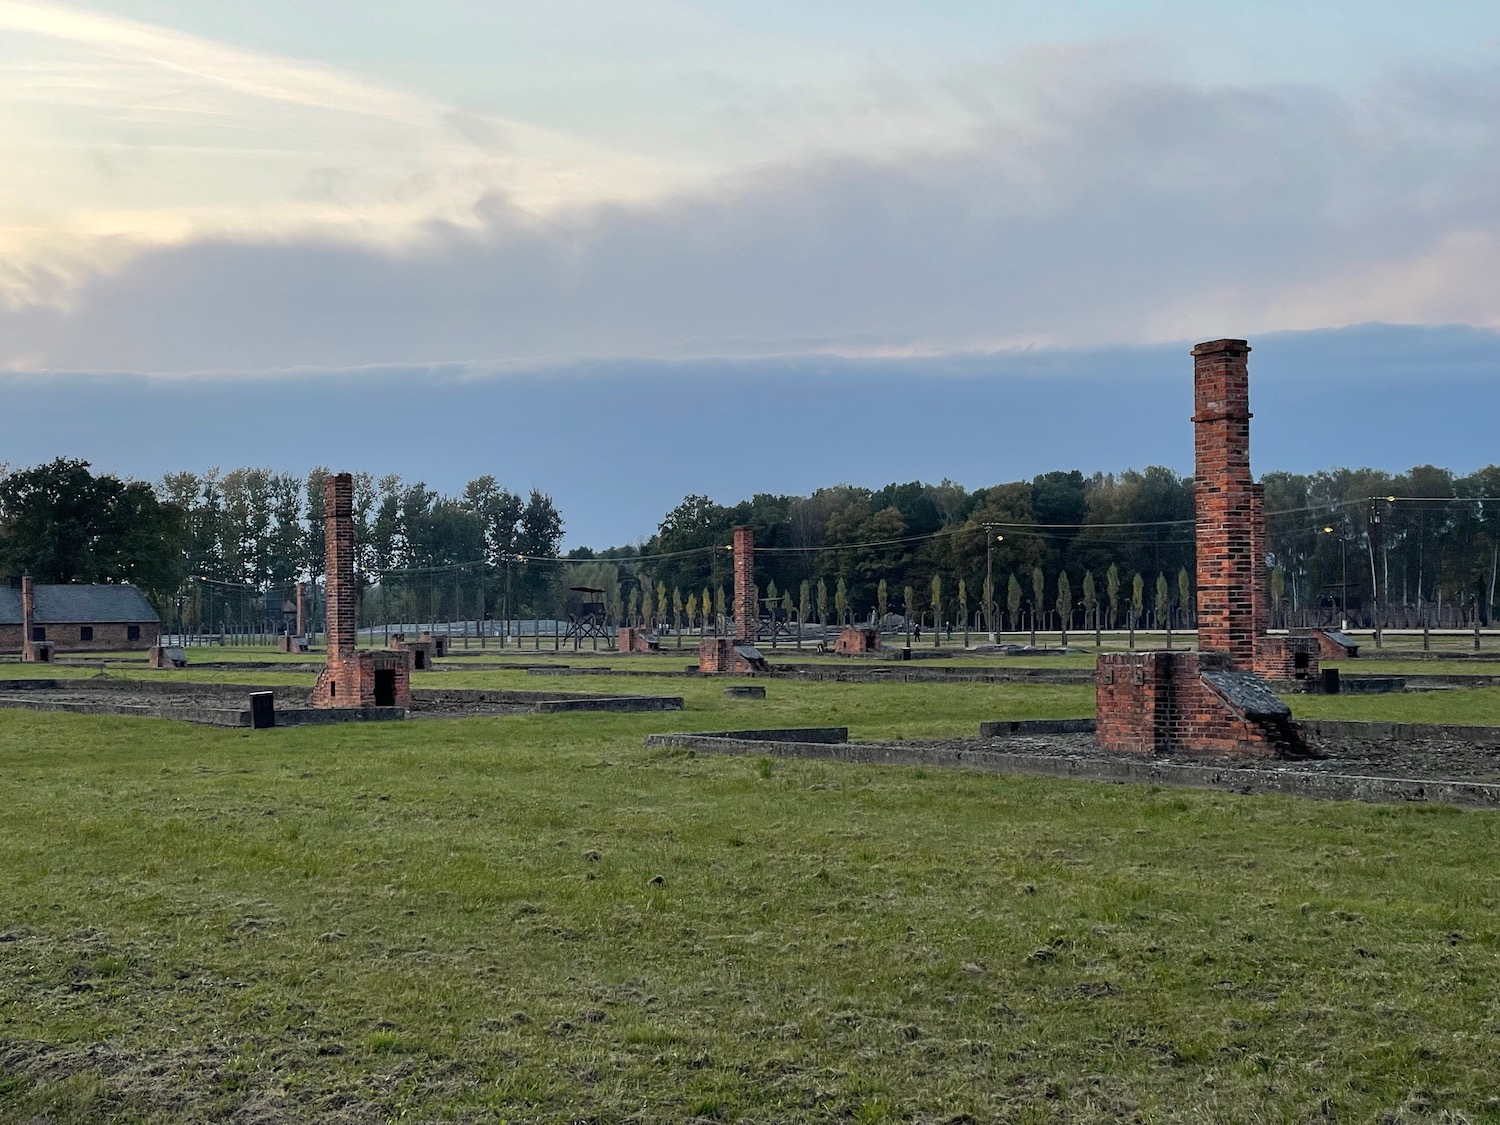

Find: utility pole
1323;523;1349;631
984;527;1004;642
1368;498;1393;648
505;554;513;649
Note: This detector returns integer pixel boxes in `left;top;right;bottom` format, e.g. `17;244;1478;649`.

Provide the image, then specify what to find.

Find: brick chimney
1191;339;1259;671
732;526;755;642
295;580;306;637
20;574;34;654
324;473;357;655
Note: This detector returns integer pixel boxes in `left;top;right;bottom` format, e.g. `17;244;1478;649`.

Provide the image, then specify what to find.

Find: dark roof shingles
0;584;160;625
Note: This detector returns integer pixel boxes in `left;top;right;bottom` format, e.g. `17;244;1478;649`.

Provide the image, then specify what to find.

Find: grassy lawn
4;667;1500;1122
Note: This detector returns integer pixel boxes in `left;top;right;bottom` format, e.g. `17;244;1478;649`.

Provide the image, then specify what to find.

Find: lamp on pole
985;530;1004;641
1322;524;1348;631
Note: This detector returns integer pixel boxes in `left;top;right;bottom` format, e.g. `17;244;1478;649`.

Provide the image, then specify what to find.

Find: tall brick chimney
295;580;306;638
1192;339;1259;671
324;473;357;656
20;574;34;653
732;526;755;642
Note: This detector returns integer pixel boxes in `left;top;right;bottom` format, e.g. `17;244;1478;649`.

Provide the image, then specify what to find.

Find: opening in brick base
312;649;412;708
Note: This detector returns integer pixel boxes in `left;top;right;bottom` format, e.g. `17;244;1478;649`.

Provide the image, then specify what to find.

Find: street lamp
985;530;1004;642
1322;524;1348;631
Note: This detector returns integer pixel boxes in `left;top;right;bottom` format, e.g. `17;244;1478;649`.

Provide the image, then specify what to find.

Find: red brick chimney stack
324;473;357;656
295;581;306;638
732;526;755;643
1191;339;1259;672
20;574;34;658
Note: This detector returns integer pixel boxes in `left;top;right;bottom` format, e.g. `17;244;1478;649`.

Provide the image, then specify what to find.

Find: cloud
1;42;1497;371
0;0;680;304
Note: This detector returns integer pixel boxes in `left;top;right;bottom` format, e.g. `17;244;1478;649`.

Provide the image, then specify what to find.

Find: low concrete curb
0;696;250;726
644;730;1500;809
534;696;683;713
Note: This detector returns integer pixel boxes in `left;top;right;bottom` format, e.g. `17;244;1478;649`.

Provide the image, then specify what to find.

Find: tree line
1;459;1496;631
591;464;1500;632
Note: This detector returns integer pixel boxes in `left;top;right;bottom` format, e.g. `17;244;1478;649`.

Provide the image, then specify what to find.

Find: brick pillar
295;581;306;637
20;574;34;653
733;526;755;643
1192;339;1257;671
324;473;357;656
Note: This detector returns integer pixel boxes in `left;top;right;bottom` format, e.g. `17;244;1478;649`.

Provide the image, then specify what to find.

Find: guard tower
563;586;612;649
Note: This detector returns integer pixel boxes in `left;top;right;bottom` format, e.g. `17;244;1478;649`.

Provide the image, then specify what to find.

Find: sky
1;1;1497;543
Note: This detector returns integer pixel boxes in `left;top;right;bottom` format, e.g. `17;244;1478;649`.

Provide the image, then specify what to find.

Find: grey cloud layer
5;63;1497;373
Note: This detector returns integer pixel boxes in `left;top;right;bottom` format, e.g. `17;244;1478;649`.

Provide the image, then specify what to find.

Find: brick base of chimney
312;649;413;708
698;638;765;674
1095;651;1305;757
618;628;659;653
833;626;881;654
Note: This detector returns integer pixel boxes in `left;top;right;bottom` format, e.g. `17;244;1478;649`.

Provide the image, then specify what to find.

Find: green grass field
4;665;1500;1122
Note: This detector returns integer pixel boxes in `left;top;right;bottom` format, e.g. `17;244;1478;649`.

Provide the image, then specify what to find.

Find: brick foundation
312;473;411;709
618;627;659;653
1096;651;1302;756
148;645;187;669
698;638;768;674
1254;635;1320;682
388;633;438;669
834;626;882;654
1296;629;1359;660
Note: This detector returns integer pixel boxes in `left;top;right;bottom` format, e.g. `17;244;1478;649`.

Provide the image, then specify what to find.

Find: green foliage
0;458;187;606
1007;575;1022;627
876;579;888;622
1131;573;1145;626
